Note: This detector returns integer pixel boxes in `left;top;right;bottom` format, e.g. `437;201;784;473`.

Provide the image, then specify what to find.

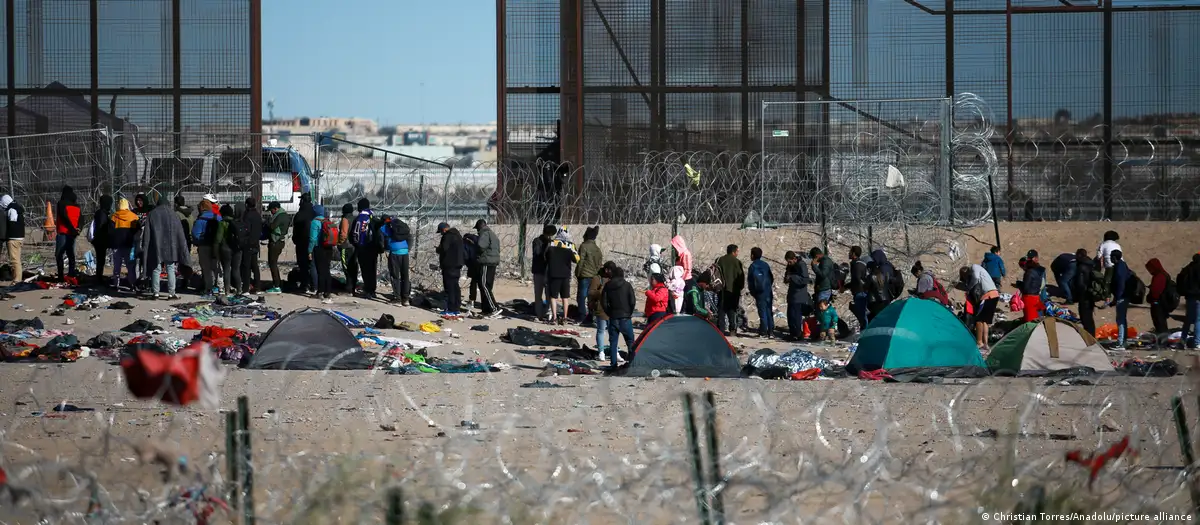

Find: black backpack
1161;277;1182;313
1126;273;1147;305
223;220;240;249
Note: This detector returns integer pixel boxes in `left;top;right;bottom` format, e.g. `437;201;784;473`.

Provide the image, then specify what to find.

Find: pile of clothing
386;357;499;375
502;327;581;349
1;334;84;362
170;296;278;322
192;325;259;363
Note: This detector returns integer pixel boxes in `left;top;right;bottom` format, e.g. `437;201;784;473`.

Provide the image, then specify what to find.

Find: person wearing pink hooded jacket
671;235;693;281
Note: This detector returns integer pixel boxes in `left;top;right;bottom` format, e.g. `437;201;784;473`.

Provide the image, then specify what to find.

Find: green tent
986;318;1115;374
848;298;986;372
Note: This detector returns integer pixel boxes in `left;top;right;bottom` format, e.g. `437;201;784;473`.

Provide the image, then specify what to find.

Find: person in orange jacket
54;186;82;279
109;198;141;290
644;273;670;326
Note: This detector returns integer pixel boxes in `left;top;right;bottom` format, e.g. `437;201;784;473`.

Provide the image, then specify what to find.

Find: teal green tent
848;298;986;373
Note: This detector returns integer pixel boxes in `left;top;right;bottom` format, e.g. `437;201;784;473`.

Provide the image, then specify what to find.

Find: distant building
264;117;379;136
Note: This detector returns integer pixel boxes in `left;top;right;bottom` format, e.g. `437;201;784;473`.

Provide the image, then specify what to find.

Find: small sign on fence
771;130;789;137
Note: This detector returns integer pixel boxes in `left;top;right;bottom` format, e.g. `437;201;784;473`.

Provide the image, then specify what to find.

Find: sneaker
168;295;180;300
597;352;608;362
265;287;282;294
485;309;503;319
321;298;333;305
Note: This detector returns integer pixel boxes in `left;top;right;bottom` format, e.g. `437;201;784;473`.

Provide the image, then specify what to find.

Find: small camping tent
618;315;741;377
245;308;371;370
848;298;986;373
986;318;1115;374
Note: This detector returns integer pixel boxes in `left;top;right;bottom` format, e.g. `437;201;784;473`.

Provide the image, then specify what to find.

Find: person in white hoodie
1097;230;1122;307
0;195;23;284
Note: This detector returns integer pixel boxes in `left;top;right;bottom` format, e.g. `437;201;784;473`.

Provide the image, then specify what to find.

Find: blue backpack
350;211;373;247
191;212;216;246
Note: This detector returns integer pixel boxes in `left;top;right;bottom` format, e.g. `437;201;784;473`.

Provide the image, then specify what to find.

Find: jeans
1115;299;1129;345
442;271;462;313
267;241;285;289
295;242;313;293
1183;298;1200;349
388;253;411;303
240;248;260;293
607;317;635;367
356;247;379;296
595;317;609;352
577;277;592;322
112;246;135;288
198;245;218;292
851;292;869;329
55;234;78;278
314;246;333;296
532;273;547;318
153;262;177;296
754;294;774;336
1056;265;1076;303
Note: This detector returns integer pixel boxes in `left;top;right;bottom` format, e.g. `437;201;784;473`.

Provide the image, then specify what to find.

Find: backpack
1161;277;1181;313
749;262;770;295
375;220;391;253
192;215;217;246
1087;269;1108;300
1126;273;1147;305
462;233;480;263
706;259;725;292
350;212;374;247
833;263;849;291
887;265;905;298
224;220;241;249
924;274;951;306
319;219;339;248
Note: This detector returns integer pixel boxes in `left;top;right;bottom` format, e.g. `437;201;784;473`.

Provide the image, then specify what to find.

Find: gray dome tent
245;308;371;370
617;314;742;378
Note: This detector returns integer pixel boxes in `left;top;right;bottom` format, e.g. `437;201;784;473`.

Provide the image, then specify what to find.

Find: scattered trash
379;423;398;432
520;380;574;388
53;403;95;412
566;428;583;433
470;325;489;332
459;420;480;430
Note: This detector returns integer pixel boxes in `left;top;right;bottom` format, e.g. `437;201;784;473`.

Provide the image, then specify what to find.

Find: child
666;266;686;313
982;245;1006;285
683;273;713;321
747;247;775;338
817;298;838;343
643;244;665;285
645;273;670;325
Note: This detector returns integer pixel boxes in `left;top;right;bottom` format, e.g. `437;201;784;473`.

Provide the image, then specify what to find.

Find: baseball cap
1026;249;1039;258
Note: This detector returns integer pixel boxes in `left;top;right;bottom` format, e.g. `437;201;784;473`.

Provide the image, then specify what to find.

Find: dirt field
0;221;1197;523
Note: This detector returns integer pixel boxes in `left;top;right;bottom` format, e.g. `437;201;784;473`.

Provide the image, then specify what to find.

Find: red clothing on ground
644;282;669;317
1022;294;1044;322
1145;258;1167;301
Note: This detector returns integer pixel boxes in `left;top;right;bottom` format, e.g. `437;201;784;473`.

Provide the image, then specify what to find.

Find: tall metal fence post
443;165;454;222
759;101;767;228
939;97;953;225
415;171;425;259
4;136;12;195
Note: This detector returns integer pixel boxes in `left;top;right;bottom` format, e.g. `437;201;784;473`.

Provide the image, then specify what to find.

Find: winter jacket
644;281;670;317
109;202;139;250
1020;263;1046;296
56;201;82;236
1111;260;1131;301
308;206;327;253
546;239;578;280
338;212;354;246
1072;256;1097;302
530;235;552;275
1098;240;1122;269
475;226;500;265
683;283;710;318
216;217;240;252
818;306;839;332
575;239;603;279
1146;258;1168;302
602;276;637;319
747;259;774;298
981;252;1006;283
671;235;693;280
866;269;894;306
785;261;813;307
643;247;665;277
437;228;465;272
143;203;191;268
812;256;836;294
291;201;315;245
92;195;114;246
268;210;289;243
716;253;745;295
849;254;872;294
2;198;23;241
239;207;263;251
174;205;193;245
588;277;609;321
384;219;411;255
1178;255;1200;299
1051;253;1076;275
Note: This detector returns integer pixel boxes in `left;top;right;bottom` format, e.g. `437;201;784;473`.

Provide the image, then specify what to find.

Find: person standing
173;195;193;292
1072;249;1098;336
382;215;411;305
436;222;465;316
216;204;242;296
666;266;686;314
474;219;501;304
546;228;579;325
575;226;604;324
810;247;836;303
291;194;315;295
645;272;670;326
1098;230;1122;307
264;202;289;294
1177;253;1200;350
87;195;113;280
142;195;189;300
55;186;83;279
1145;258;1170;336
715;244;745;337
982;245;1007;286
238;198;263;294
0;195;23;284
602;266;636;368
784;251;813;340
109;198;139;290
671;235;693;281
192;199;220;294
1110;249;1132;349
643;244;666;286
310;205;335;303
589;262;613;362
1050;252;1078;304
337;202;359;296
350;198;380;300
847;246;872;330
530;224;555;320
464;231;499;316
1020;250;1047;322
747;247;775;338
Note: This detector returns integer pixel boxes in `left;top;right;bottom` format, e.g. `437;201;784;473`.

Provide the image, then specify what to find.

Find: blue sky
262;0;497;125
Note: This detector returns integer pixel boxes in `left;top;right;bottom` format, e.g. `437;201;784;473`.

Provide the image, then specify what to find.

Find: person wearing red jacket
644;273;670;326
1146;258;1170;334
54;186;82;279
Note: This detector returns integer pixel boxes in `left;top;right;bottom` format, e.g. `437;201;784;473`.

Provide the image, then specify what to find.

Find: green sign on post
772;130;789;137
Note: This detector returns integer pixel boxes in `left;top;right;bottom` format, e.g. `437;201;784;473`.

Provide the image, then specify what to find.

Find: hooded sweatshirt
215;204;239;251
869;249;898;291
644;280;670;317
109;199;139;249
92;195;114;246
602;274;637;319
56;187;81;236
1146;258;1168;302
785;260;813;307
309;205;327;253
748;258;773;298
292;199;315;245
238;203;264;251
1178;254;1200;299
849;252;873;294
1020;260;1047;297
1072;256;1097;302
268;208;290;243
982;251;1006;282
643;244;665;276
671;235;693;280
546;230;579;280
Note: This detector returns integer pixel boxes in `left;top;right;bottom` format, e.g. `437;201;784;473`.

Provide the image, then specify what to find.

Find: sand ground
0;221;1198;523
